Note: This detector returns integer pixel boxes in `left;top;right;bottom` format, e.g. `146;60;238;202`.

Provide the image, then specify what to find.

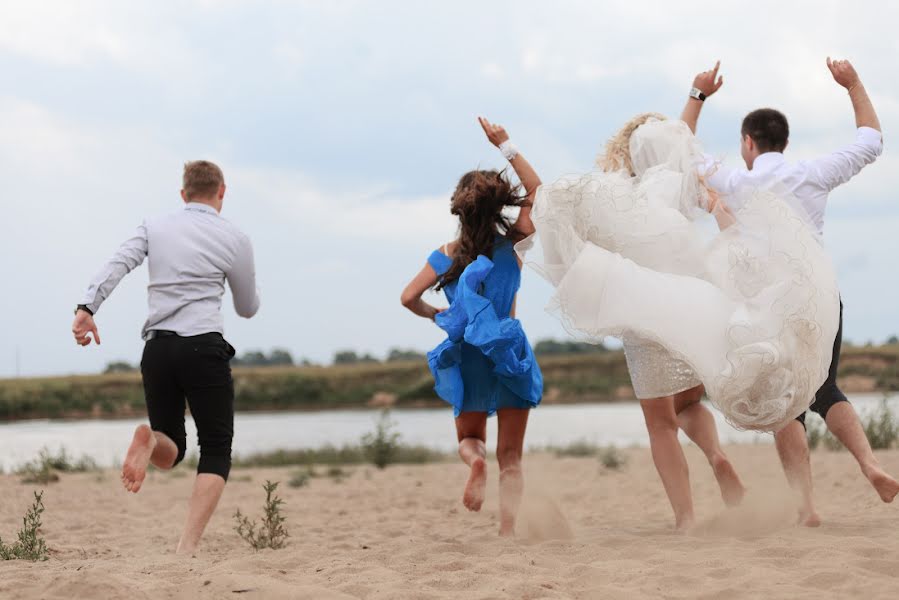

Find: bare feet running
462;457;487;511
122;424;156;493
712;456;747;507
798;508;822;528
863;465;899;503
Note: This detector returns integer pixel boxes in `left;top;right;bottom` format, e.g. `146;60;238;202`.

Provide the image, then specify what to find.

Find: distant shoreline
0;346;896;423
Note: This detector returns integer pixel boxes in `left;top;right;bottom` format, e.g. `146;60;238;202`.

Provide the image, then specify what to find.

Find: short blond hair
597;112;667;175
182;160;225;200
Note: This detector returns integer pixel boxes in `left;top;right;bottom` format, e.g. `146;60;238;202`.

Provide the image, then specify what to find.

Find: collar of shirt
184;202;219;215
751;152;786;173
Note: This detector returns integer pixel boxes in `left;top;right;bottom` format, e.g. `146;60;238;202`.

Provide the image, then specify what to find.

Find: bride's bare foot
863;465;899;503
712;456;747;507
675;513;695;533
122;424;156;493
798;508;822;528
462;457;487;512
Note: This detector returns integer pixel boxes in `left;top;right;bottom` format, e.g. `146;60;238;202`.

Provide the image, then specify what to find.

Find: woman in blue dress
401;117;543;536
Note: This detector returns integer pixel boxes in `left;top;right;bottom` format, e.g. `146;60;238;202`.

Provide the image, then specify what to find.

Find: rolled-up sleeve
808;127;883;191
81;221;149;314
227;233;261;318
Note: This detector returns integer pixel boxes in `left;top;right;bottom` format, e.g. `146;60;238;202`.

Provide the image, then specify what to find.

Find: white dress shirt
702;127;883;235
81;202;260;339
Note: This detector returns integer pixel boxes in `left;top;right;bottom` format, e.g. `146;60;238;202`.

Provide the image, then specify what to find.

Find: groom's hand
72;309;101;346
827;57;861;90
692;60;724;98
478;117;509;147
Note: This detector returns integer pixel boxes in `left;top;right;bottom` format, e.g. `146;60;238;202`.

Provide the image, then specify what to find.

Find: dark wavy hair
436;169;528;291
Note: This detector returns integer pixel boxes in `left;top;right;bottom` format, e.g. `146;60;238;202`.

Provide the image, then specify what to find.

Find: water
1;394;896;471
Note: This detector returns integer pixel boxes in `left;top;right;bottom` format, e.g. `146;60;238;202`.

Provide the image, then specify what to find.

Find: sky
0;0;897;377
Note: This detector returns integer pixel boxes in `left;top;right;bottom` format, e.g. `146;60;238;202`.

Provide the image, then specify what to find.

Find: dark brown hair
436;169;528;291
741;108;789;153
182;160;225;200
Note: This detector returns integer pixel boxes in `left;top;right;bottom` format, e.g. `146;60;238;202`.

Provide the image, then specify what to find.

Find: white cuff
499;140;519;162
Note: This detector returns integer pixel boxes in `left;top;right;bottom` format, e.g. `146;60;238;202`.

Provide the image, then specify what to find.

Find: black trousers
140;332;236;479
797;301;848;426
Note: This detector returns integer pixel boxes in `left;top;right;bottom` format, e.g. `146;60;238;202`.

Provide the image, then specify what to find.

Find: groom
71;160;260;552
682;59;898;524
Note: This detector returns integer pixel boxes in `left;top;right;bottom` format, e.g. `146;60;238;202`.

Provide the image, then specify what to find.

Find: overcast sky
1;1;897;377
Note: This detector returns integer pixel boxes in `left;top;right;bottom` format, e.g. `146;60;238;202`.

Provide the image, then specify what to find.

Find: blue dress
426;238;543;416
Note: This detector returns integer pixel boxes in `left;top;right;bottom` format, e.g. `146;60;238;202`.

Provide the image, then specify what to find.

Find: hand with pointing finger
478;116;510;148
692;60;724;98
72;309;101;346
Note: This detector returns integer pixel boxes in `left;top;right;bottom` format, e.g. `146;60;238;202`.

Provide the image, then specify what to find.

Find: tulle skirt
521;172;840;432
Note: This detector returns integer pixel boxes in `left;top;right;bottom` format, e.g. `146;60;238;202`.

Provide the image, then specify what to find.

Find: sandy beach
1;443;897;599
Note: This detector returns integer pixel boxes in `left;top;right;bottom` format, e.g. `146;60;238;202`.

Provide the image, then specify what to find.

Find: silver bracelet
499;140;519;162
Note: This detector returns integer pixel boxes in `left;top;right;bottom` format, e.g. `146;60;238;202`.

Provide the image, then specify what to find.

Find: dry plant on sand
0;491;49;561
234;480;289;550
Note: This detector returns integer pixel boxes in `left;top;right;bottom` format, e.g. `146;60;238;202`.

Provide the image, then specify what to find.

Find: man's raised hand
692;60;724;98
827;57;861;91
478;116;509;148
72;309;101;346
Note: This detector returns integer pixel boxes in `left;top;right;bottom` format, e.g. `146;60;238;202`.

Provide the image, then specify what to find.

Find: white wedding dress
519;119;840;431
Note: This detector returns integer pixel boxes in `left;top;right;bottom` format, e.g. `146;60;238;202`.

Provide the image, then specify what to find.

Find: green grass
2;346;895;421
0;491;49;561
16;447;99;484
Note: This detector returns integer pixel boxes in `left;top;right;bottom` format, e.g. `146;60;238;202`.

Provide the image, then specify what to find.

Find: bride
519;113;840;528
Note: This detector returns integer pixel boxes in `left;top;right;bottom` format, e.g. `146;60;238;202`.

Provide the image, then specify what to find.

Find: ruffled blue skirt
427;256;543;417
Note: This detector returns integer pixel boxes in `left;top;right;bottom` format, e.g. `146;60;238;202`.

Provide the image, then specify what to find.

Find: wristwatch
75;304;94;316
689;87;707;102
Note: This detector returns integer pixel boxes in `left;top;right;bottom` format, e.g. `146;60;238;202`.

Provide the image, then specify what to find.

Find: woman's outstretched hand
692;60;724;98
478;117;509;147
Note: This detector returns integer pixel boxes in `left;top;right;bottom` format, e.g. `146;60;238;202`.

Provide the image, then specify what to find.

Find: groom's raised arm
808;58;883;191
680;61;723;134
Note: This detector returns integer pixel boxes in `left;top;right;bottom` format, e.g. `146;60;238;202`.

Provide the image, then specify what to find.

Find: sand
1;444;898;599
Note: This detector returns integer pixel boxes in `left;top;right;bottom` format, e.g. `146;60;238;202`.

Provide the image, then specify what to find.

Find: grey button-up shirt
81;202;260;340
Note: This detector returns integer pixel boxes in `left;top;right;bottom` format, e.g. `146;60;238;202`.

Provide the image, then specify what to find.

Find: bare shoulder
443;240;460;256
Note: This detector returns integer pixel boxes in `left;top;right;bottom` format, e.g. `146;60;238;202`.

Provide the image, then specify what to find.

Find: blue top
426;238;543;416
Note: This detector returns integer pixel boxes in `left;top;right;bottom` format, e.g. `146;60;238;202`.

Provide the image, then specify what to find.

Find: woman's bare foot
798;508;822;528
499;523;515;537
712;456;747;507
863;465;899;503
675;514;696;533
122;424;156;493
462;457;487;511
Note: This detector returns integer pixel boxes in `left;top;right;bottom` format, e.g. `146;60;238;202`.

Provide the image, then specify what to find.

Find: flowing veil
518;119;840;431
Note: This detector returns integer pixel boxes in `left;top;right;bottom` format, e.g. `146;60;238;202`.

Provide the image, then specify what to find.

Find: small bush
361;410;401;469
16;447;98;484
863;398;899;450
0;491;49;561
234;481;289;550
599;446;627;470
806;415;843;451
552;440;600;458
288;471;309;488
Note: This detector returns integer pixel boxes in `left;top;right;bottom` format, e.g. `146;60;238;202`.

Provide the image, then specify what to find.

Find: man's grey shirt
81;202;260;339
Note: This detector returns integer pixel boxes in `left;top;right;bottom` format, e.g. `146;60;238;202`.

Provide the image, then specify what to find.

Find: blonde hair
182;160;225;200
596;112;667;175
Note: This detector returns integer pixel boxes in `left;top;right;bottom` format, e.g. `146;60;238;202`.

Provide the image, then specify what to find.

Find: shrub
0;491;49;561
599;446;627;470
234;481;289;550
863;398;899;450
361;410;401;469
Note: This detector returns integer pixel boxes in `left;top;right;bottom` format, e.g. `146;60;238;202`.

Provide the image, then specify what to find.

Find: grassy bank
0;346;896;422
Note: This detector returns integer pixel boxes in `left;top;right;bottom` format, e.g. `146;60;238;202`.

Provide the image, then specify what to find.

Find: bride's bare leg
455;412;488;512
642;397;694;530
496;408;529;537
674;386;746;506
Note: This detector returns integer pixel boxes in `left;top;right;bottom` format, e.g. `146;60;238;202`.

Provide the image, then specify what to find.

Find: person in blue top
401;117;543;536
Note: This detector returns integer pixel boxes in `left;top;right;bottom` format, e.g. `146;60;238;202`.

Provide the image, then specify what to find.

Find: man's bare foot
122;424;156;493
499;523;514;537
798;508;822;528
863;465;899;503
712;456;747;507
462;457;487;511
